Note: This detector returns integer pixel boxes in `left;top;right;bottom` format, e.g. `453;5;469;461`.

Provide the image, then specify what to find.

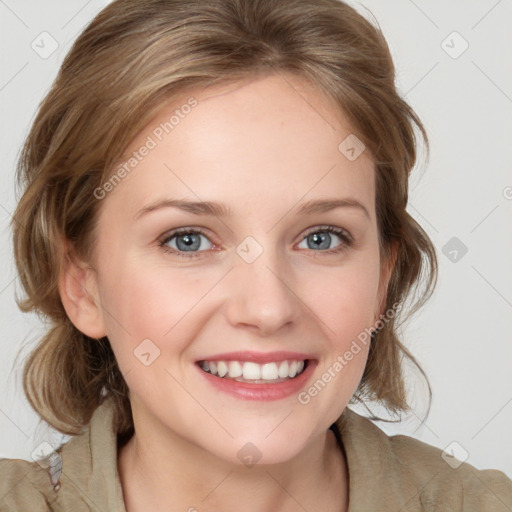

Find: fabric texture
1;398;511;511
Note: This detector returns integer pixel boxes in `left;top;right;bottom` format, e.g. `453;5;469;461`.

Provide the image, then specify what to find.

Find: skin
60;72;396;512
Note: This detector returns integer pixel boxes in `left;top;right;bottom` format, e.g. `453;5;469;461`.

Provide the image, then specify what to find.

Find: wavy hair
12;0;437;436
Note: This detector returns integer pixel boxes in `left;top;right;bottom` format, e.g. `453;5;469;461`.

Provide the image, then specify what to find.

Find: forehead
104;73;375;220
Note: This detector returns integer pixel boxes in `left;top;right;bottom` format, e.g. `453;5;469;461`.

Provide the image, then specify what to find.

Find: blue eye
158;225;353;259
159;228;213;258
297;226;351;253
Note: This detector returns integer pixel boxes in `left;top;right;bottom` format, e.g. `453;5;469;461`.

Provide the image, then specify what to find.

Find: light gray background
1;0;511;478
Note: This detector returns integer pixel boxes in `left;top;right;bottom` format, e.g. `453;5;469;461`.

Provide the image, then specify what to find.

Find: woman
1;0;511;510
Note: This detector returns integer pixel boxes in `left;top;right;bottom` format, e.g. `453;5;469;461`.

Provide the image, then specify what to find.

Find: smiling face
65;72;394;465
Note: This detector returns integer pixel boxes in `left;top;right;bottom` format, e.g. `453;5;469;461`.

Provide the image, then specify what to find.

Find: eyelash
158;225;353;259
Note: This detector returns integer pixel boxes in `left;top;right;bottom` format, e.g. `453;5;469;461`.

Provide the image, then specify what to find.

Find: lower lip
195;360;317;401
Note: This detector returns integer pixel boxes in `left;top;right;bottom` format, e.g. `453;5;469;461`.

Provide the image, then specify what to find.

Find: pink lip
195;359;318;401
196;350;315;364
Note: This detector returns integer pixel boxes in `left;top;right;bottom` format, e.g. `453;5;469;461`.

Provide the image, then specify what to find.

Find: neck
117;406;348;512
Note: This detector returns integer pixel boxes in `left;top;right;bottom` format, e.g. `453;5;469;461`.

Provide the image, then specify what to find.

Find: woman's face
85;73;393;465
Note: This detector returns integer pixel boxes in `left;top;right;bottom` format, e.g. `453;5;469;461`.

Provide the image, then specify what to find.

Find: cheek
95;256;212;367
305;253;381;343
95;233;381;379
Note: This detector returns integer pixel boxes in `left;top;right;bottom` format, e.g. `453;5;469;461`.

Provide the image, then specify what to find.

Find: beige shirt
1;398;511;511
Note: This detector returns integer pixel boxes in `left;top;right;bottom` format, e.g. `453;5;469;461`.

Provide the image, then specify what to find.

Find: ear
58;245;106;339
374;240;398;324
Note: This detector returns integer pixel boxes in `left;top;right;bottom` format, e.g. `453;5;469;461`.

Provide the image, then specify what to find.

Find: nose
224;245;300;337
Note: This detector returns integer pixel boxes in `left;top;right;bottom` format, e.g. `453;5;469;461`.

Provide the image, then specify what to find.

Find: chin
214;430;311;468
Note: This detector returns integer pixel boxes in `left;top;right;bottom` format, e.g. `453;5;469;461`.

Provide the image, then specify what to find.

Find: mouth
194;355;317;401
196;358;310;384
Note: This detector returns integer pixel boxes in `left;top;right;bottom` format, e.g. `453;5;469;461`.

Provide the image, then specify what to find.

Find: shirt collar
54;397;418;511
335;408;420;510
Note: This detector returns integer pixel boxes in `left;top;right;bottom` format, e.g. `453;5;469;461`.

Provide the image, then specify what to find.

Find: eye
158;225;353;259
297;226;353;255
159;228;214;258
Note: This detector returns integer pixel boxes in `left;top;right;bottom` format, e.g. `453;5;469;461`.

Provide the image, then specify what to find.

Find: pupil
177;233;200;251
310;232;330;250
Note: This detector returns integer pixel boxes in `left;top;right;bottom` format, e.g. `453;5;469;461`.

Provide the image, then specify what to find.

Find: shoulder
0;398;126;511
389;432;512;510
338;408;512;511
0;456;58;510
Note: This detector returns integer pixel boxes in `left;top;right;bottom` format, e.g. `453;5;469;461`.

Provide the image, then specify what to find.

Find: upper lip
196;350;315;364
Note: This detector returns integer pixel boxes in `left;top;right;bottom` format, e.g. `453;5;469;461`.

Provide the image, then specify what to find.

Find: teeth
199;359;307;381
217;361;228;378
228;361;243;378
243;362;261;380
278;361;289;378
261;362;279;380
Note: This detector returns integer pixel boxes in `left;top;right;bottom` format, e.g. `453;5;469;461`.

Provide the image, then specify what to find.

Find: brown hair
12;0;437;436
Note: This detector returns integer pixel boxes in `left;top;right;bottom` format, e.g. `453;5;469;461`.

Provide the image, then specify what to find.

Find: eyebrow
134;197;370;220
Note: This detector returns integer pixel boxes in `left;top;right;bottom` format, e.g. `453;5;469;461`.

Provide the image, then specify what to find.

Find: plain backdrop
1;0;511;478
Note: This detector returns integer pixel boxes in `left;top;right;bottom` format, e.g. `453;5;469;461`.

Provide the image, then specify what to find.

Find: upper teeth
200;360;305;380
